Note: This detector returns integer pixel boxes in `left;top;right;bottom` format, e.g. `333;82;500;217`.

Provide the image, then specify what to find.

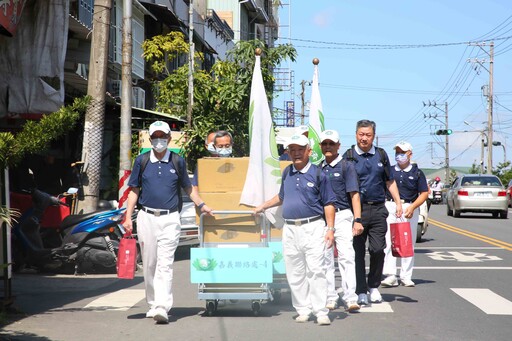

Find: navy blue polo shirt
321;154;359;210
128;150;191;210
279;162;336;219
342;145;393;203
389;164;428;202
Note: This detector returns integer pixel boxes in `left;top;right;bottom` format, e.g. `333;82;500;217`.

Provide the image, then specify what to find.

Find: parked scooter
11;189;127;274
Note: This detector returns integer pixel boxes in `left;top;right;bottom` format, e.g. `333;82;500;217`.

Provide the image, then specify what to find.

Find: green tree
492;161;512;186
0;97;89;169
468;162;480;174
142;32;297;167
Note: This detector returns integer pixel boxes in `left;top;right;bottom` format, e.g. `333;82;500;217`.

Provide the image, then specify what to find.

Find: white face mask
207;142;217;154
216;147;232;157
152;138;168;153
395;153;409;165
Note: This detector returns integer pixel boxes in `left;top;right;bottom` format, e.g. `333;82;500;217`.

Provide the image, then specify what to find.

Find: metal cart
191;211;273;316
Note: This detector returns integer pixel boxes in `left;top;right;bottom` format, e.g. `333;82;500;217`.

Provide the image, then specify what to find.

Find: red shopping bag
117;231;137;279
390;220;414;258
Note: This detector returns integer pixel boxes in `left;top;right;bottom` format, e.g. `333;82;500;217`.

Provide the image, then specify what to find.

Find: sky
275;0;512;169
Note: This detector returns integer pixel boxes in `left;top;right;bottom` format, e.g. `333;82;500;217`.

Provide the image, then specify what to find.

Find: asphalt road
1;204;511;341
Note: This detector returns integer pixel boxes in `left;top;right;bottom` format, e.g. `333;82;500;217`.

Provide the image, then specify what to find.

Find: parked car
180;192;199;246
416;200;429;243
446;174;508;219
507;180;512;208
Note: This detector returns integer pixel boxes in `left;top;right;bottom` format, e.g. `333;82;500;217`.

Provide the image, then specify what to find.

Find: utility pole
468;41;494;174
187;0;194;129
80;0;112;213
300;80;305;125
118;0;133;209
487;42;494;174
424;101;450;184
444;101;450;183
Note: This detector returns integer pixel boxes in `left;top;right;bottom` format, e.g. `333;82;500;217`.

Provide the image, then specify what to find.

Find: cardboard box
280;161;292;173
270;227;283;239
203;225;262;243
197;157;249;192
196;192;257;226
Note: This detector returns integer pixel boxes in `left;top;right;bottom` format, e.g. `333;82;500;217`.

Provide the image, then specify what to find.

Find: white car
179;193;199;246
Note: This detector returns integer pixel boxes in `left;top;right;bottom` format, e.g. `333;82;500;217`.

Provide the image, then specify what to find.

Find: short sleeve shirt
342;145;393;203
390;164;428;202
278;162;336;219
322;154;359;210
128;150;191;210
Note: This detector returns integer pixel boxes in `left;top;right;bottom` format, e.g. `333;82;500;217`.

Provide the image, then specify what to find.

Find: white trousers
326;209;358;304
383;201;419;281
283;218;328;317
137;210;181;312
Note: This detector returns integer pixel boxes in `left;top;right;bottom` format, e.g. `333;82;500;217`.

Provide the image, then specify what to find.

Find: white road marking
359;302;393;313
451;288;512;315
83;289;146;311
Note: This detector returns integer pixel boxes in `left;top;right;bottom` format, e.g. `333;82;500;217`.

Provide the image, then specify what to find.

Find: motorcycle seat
60;211;102;230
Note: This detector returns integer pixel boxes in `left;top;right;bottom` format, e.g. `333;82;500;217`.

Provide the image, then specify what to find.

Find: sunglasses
321;141;337;146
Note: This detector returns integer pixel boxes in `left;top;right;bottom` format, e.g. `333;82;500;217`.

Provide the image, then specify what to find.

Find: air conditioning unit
132;87;145;109
110;80;122;97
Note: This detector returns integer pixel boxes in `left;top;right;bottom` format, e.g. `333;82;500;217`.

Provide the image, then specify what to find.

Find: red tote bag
390;220;414;258
117;231;137;279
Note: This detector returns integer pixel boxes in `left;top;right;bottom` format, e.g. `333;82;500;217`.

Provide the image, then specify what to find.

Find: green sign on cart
190;247;273;283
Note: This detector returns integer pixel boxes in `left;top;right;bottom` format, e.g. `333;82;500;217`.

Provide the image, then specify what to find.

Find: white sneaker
401;278;416;287
326;300;338;310
295;315;310;323
346;301;361;312
153;307;169;324
381;275;399;287
357;293;369;306
145;307;157;318
369;288;383;303
317;315;331;326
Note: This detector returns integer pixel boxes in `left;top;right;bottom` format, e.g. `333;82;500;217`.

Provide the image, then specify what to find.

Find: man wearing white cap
123;120;212;324
254;134;336;326
381;141;429;288
320;129;363;312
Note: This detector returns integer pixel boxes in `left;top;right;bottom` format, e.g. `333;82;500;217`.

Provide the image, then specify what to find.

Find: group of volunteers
122;119;428;326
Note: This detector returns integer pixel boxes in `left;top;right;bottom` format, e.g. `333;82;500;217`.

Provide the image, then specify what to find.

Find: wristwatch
354;218;362;223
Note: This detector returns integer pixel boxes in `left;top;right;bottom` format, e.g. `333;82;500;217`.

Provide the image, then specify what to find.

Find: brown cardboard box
270;227;283;239
196;192;257;226
280;161;292;173
197;157;249;193
203;224;262;243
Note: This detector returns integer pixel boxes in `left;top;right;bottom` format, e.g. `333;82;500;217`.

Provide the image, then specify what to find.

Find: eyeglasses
321;141;337;146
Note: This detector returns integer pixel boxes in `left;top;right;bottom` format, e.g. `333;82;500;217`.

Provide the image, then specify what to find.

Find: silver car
446;174;508;219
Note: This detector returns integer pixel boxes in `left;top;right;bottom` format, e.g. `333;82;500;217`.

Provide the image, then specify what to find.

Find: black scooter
11;189;127;274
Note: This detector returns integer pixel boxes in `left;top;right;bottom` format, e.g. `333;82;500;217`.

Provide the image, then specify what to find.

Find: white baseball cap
149;121;171;136
295;125;309;135
394;141;413;152
320;130;340;144
287;134;310;147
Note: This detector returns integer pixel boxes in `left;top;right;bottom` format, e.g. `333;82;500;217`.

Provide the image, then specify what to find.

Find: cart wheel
206;300;216;316
272;289;282;303
251;301;261;316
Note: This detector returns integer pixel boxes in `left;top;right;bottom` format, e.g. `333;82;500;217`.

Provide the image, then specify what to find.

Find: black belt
386;199;414;204
284;215;323;226
363;201;384;205
142;207;177;216
335;207;347;212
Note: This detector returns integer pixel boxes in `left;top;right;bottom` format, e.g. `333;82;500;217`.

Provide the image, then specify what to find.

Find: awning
115;102;186;123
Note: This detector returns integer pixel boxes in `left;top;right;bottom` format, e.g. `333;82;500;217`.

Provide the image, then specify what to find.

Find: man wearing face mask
381;141;428;288
123;121;212;324
212;130;234;157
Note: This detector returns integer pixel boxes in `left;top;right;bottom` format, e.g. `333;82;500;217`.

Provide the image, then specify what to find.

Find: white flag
308;63;325;165
240;55;283;226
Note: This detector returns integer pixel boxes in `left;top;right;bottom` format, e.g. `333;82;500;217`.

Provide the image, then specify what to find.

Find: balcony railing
206;8;234;41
